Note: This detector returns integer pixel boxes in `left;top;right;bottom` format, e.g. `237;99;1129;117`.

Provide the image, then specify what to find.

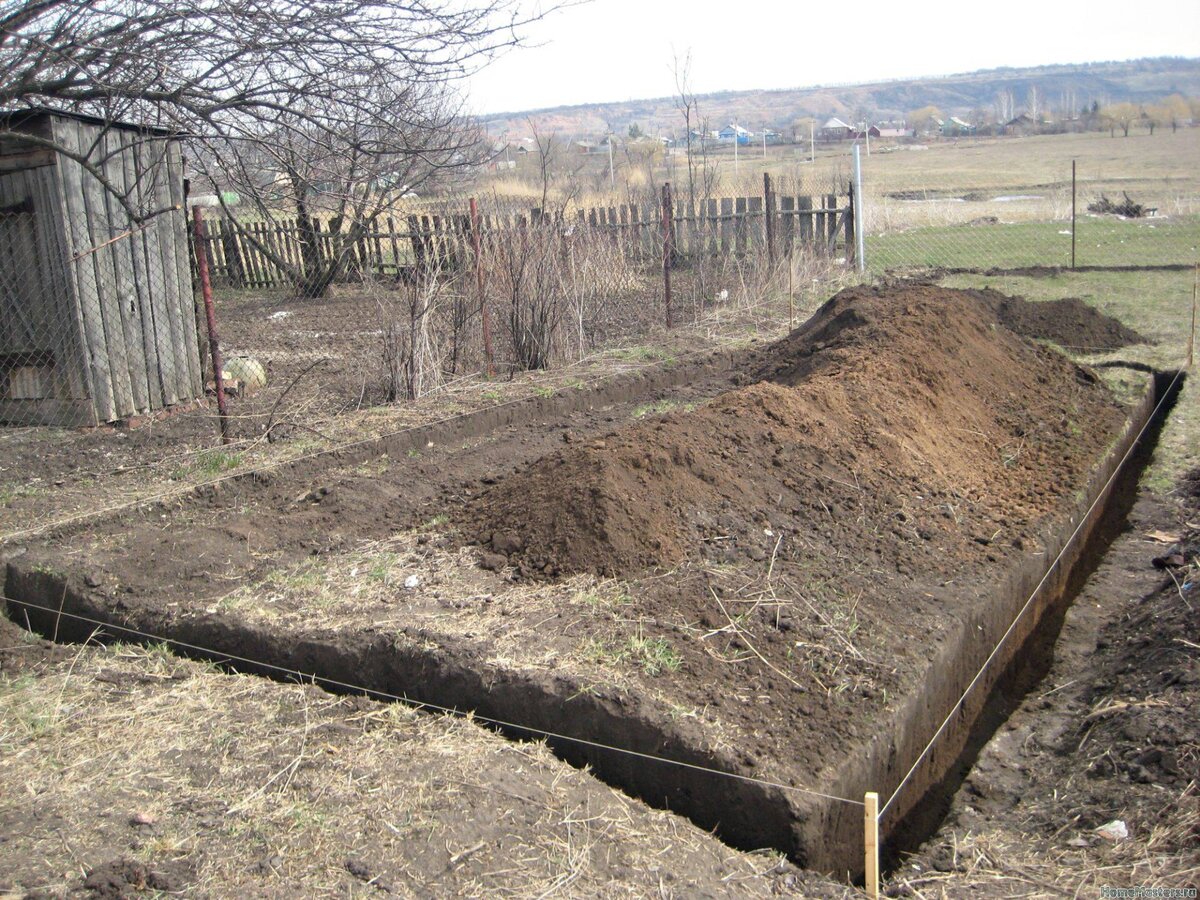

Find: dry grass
0;632;832;898
481;130;1200;234
889;804;1199;899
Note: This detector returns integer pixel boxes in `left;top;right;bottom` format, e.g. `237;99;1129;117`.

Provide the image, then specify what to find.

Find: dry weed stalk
379;273;450;401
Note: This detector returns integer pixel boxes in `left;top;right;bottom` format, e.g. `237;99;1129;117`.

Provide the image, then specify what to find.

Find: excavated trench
1;289;1179;881
880;368;1181;870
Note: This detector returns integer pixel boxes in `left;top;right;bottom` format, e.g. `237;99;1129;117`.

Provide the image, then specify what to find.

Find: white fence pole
853;144;867;273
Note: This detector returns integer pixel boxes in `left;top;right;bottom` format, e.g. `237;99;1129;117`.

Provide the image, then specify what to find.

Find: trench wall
2;371;1166;879
802;370;1161;874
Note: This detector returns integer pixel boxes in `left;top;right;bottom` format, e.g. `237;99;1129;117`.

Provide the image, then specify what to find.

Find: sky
465;0;1200;116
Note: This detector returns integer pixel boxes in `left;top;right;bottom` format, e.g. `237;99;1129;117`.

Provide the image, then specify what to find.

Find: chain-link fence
858;132;1200;271
180;178;854;440
1;149;850;435
3;119;1198;541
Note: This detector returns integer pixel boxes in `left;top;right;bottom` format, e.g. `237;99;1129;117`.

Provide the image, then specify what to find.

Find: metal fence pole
1071;160;1077;270
661;181;673;329
191;206;230;445
852;144;866;273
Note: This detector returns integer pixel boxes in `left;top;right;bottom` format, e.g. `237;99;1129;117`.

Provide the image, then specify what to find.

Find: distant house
481;142;516;171
877;127;912;139
819;117;854;141
718;124;753;145
850;125;881;140
1004;114;1038;135
574;140;602;155
941;117;976;136
761;129;781;143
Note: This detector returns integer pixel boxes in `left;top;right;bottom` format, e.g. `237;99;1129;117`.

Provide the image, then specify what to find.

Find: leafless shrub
380;275;448;401
486;221;565;371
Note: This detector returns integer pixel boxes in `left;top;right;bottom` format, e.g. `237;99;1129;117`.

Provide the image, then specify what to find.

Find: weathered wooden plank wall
43;117;201;423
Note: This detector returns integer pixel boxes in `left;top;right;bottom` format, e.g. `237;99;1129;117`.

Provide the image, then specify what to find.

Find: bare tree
0;0;557;220
191;81;482;297
994;89;1016;124
529;118;558;214
673;52;702;220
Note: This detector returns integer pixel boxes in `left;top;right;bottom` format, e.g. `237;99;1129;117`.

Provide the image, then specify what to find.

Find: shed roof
0;106;177;137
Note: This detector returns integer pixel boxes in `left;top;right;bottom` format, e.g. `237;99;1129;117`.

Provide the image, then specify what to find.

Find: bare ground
0;618;848;899
889;478;1199;897
1;283;1155;879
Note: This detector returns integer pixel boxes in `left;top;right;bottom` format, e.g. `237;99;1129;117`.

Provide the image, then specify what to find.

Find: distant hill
480;57;1200;139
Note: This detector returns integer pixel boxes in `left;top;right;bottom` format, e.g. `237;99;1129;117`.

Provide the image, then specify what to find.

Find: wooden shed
0;109;202;426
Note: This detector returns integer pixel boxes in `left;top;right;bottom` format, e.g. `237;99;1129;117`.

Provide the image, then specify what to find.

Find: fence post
469;197;495;378
864;791;880;899
764;172;776;268
191;207;229;446
407;214;426;277
1189;262;1197;369
1071;160;1077;270
853;144;866;271
661;181;673;329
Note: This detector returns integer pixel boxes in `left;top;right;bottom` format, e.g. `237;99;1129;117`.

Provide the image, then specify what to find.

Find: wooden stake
864;791;880;899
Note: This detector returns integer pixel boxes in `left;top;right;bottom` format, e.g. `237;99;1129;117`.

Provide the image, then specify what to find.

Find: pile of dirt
465;284;1127;578
974;289;1147;352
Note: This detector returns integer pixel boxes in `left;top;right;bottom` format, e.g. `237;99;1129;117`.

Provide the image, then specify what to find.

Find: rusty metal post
192;206;230;445
469;197;494;377
662;181;673;329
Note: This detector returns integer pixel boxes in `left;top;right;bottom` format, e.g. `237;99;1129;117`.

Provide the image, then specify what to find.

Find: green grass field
868;213;1200;270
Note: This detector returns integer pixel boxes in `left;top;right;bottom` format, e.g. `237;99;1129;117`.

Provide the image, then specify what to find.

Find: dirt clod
82;858;185;897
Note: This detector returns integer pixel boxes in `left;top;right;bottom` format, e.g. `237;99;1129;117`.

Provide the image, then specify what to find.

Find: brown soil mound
975;290;1147;352
465;285;1127;578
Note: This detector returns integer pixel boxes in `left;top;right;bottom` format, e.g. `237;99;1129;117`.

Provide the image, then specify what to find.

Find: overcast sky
465;0;1200;115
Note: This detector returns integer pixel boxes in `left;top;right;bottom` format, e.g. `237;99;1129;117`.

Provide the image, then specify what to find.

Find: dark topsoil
979;292;1148;353
467;284;1127;580
1;283;1150;875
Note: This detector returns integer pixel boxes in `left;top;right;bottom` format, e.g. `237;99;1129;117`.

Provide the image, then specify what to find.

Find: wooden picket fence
195;189;854;290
